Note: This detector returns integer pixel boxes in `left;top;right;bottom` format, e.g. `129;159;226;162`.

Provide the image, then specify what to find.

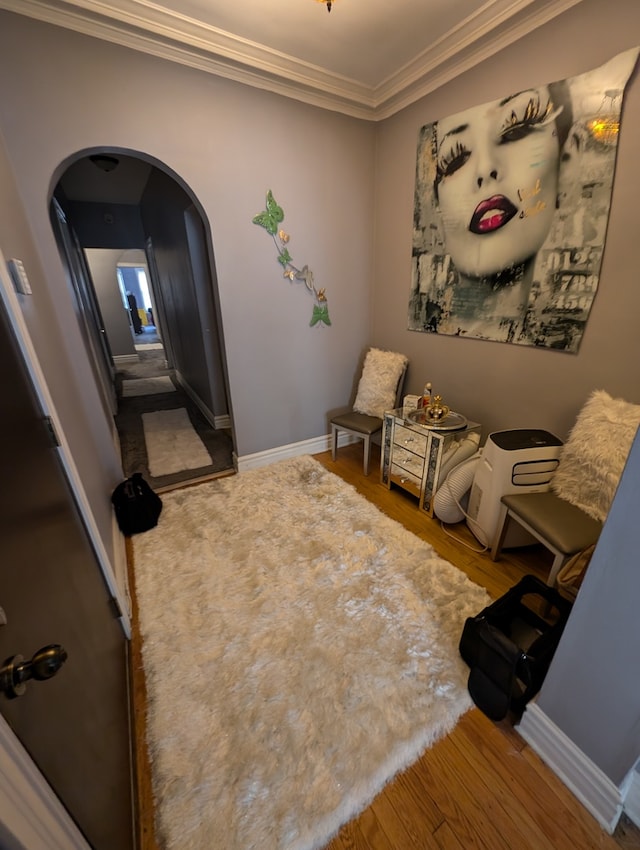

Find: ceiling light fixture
89;154;120;172
315;0;333;12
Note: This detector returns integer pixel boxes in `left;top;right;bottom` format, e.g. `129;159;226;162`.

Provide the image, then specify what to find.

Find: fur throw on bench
551;389;640;523
353;348;408;419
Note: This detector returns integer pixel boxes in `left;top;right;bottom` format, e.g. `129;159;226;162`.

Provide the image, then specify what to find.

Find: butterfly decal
295;265;314;292
253;190;332;328
310;304;331;327
252;190;284;235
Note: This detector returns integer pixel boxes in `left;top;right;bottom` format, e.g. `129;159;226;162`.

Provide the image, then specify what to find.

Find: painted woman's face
435;87;562;279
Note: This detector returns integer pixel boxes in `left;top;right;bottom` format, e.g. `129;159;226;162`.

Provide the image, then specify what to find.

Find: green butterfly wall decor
310;303;331;327
252;190;283;235
253;190;331;327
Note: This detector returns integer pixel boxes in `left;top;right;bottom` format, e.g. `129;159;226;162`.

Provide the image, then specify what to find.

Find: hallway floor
114;333;235;492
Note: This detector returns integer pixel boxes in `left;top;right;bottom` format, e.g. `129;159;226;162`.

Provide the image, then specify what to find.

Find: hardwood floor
128;442;640;850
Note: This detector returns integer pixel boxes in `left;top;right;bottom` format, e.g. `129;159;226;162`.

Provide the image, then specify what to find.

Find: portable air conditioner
466;429;563;548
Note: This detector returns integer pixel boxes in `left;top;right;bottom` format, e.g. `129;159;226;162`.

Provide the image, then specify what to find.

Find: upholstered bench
331;348;408;476
491;492;602;587
490;389;640;589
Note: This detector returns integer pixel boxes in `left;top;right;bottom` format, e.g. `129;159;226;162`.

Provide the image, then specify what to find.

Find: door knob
0;644;68;699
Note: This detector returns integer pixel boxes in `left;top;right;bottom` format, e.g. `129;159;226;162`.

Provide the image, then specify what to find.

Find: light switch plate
8;258;32;295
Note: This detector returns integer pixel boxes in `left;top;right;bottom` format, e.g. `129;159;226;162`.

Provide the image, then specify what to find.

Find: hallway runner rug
135;342;164;351
131;455;490;850
122;376;175;397
141;407;212;476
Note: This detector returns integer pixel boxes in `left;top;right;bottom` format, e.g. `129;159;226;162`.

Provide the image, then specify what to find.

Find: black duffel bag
459;574;573;721
111;473;163;536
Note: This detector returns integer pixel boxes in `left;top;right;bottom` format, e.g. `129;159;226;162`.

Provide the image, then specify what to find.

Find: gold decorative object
588;89;622;147
315;0;334;11
425;395;450;422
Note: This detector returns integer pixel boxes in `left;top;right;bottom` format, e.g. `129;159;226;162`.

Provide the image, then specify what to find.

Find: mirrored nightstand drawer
390;445;425;479
390;465;422;499
393;424;428;457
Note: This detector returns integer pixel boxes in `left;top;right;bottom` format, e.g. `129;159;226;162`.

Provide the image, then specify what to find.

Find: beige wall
3;3;636;459
0;10;376;459
372;0;640;442
0;1;637;556
1;0;639;812
85;249;137;358
0;128;122;567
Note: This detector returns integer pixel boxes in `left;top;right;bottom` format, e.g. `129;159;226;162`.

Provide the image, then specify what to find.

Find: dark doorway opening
51;149;235;491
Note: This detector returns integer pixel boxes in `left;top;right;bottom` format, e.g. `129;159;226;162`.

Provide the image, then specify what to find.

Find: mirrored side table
381;407;481;516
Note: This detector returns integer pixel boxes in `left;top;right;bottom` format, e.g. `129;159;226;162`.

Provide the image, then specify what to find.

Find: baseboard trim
174;370;219;430
236;430;365;471
111;514;132;625
236;434;330;471
623;769;640;828
236;431;365;471
215;414;231;430
517;702;624;834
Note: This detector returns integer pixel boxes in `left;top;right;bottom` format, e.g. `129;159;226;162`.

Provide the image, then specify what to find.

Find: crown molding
0;0;584;120
373;0;584;119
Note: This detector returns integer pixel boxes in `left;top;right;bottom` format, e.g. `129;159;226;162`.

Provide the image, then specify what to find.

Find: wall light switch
8;258;32;295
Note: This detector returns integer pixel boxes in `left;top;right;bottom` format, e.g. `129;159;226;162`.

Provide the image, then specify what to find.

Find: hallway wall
139;168;223;420
2;2;638;612
0;127;123;572
371;0;640;440
86;248;137;357
0;10;376;462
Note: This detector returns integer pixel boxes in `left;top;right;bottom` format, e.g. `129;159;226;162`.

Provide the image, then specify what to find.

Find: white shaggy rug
141;407;211;476
132;456;489;850
122;376;175;396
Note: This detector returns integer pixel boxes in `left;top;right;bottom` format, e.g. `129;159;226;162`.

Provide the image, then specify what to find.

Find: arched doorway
51;149;235;489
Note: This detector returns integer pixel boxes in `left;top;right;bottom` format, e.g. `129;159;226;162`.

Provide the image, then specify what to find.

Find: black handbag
111;473;163;536
459;574;573;720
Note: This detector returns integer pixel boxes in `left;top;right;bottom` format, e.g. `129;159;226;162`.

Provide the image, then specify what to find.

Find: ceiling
58;154;153;204
2;0;582;120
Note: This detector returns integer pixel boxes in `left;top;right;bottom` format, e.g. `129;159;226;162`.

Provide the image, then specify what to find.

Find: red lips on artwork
470;195;518;234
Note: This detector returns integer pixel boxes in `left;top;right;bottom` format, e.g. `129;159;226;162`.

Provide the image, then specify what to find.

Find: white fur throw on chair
353;348;408;419
551;389;640;523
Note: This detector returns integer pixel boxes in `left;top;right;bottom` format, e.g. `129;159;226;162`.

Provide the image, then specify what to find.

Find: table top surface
388;407;480;432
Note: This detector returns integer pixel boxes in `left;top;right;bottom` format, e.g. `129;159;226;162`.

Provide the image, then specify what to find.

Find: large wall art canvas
409;48;638;351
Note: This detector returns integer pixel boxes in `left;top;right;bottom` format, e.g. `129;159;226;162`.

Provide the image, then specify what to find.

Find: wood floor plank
382;765;444;836
432;821;470;850
325;820;365;850
458;710;617;850
369;782;436;849
126;538;161;850
451;712;586;850
408;734;517;850
519;744;623;849
352;806;394;849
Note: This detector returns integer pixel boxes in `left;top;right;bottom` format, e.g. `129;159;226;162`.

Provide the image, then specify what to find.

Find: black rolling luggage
459;575;573;721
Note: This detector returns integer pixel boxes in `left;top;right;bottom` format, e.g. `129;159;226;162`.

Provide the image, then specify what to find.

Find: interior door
0;294;135;849
51;197;118;417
